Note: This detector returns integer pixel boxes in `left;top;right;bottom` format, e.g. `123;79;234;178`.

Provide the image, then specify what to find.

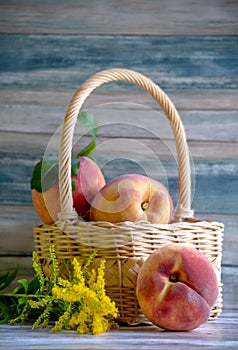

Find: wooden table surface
0;1;238;348
0;310;238;350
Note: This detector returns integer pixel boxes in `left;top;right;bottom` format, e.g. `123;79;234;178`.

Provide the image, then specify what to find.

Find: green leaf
28;277;40;294
47;281;54;294
30;111;98;193
0;267;19;291
77;139;96;158
71;158;80;178
30;157;58;192
18;297;28;306
12;286;22;295
0;296;19;323
17;279;29;294
0;299;10;323
12;276;40;296
0;273;9;289
78;111;98;140
71;180;76;194
76;111;98;158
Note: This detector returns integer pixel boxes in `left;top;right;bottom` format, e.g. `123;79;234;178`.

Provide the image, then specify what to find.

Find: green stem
0;293;46;298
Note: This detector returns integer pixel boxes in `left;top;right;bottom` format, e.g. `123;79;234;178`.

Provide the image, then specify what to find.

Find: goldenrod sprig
51;257;118;334
52;303;72;332
32;296;55;330
0;246;118;335
49;245;59;285
32;251;45;293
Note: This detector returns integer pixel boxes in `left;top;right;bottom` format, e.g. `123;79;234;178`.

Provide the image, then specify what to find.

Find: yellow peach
90;174;173;224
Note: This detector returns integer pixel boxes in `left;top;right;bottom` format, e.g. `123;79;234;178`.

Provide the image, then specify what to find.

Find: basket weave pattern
34;69;224;325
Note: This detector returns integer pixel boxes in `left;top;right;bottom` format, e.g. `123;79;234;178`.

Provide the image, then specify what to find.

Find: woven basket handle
58;68;193;223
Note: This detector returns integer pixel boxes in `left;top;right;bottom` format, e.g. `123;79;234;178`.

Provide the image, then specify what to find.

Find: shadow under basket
33;68;224;325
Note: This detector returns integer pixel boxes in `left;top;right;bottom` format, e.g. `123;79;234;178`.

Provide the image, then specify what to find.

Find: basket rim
35;217;224;252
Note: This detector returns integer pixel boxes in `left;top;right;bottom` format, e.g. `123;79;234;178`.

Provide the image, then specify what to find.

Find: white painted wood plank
0;310;237;350
0;0;237;35
1;89;238;111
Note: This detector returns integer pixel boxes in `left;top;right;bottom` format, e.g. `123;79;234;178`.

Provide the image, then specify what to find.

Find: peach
32;182;60;225
136;244;219;331
31;156;105;224
90;174;173;224
72;156;106;220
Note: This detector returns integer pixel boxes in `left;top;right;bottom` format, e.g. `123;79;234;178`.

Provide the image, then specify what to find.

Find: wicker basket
34;68;224;325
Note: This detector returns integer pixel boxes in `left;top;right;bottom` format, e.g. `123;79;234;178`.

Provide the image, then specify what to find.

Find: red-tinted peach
72;156;106;220
32;156;105;224
136;244;219;331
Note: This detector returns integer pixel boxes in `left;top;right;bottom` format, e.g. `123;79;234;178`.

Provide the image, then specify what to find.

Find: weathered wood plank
1;97;237;159
197;214;238;267
0;205;36;255
1;89;238;111
0;0;237;35
0;310;238;350
0;256;34;284
0;35;237;90
1;133;237;160
1;104;238;142
221;266;238;310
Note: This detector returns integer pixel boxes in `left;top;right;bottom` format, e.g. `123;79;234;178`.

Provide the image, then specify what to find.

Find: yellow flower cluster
51;257;118;335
